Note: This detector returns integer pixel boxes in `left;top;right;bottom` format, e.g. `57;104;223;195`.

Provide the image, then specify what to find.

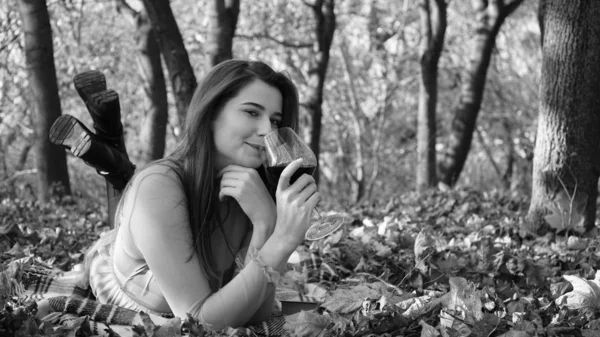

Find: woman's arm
127;169;295;329
240;228;288;325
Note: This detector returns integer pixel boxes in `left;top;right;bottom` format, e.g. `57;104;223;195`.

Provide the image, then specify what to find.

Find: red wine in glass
266;165;316;184
263;127;345;240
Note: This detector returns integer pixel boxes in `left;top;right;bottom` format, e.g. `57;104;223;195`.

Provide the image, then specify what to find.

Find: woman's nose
257;116;273;136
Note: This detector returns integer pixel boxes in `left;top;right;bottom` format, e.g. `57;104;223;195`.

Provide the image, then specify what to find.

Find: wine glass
263;127;346;240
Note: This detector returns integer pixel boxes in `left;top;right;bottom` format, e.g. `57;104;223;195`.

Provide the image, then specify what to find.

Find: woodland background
0;0;542;210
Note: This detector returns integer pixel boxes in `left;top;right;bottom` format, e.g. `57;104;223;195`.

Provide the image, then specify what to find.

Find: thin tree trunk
502;118;514;189
339;37;365;202
538;0;546;45
416;0;446;193
17;143;32;171
142;0;196;129
135;10;168;164
116;1;168;164
437;0;524;186
206;0;239;67
18;0;71;202
527;0;600;234
305;0;336;185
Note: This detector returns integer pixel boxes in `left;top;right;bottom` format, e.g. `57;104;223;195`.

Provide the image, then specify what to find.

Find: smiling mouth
246;143;265;152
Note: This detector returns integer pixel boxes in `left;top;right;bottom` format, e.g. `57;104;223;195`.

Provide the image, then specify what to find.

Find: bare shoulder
118;163;190;246
134;163;181;183
125;163;187;213
128;163;183;192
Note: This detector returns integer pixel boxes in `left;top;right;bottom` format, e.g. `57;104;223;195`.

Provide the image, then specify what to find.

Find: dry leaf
284;310;331;337
444;277;484;323
555;272;600;310
439;309;471;337
414;229;436;274
321;284;381;314
419;320;440;337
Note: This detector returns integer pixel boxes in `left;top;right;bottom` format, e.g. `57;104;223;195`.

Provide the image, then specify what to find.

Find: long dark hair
164;60;299;279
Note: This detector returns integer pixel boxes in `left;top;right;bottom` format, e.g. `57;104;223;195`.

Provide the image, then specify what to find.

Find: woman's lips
246;143;265;152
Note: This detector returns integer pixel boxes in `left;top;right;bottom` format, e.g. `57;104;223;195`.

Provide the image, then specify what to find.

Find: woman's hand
218;165;276;235
271;158;321;248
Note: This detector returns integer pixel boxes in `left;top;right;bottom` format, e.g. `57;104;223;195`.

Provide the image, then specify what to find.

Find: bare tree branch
505;0;525;17
2;169;37;184
236;32;312;48
475;126;503;180
115;0;139;19
302;0;317;9
0;34;19;53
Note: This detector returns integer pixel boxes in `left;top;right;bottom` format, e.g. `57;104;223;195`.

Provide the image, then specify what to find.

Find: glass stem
312;208;323;220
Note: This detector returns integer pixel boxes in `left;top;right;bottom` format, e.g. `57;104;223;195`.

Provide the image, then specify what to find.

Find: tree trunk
437;0;524;186
538;0;546;45
116;1;168;164
527;0;600;234
502;118;514;189
416;0;446;193
135;10;168;164
305;0;336;185
142;0;196;129
206;0;239;67
18;0;71;202
339;37;365;203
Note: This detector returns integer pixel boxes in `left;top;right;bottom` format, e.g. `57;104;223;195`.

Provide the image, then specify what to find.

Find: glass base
305;215;345;241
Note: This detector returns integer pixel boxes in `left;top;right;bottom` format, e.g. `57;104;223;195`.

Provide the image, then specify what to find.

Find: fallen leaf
439;309;471;337
284;310;331;337
321;284;381;314
414;229;436;274
555;273;600;310
153;317;181;337
444;277;484;323
419;320;440;337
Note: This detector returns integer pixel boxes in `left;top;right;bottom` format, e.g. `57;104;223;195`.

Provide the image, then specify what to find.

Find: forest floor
2;185;600;337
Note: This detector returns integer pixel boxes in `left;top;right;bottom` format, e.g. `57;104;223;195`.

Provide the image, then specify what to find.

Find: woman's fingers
217;165;255;178
305;190;322;210
218;186;235;201
296;180;318;202
218;175;242;200
277;159;303;192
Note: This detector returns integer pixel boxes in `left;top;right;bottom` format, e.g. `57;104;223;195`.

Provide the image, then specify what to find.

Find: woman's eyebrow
241;102;265;110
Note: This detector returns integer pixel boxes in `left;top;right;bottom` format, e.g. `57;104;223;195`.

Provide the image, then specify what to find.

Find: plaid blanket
6;248;339;337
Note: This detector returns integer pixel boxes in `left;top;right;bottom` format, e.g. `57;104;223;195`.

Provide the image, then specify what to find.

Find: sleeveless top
87;164;251;315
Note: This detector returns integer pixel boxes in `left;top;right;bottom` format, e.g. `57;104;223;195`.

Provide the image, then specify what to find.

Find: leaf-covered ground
2;186;600;336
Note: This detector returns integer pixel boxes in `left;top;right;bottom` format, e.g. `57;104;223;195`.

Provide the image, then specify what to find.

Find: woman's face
212;79;283;170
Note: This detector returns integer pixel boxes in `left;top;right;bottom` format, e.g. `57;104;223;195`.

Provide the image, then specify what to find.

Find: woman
85;59;320;329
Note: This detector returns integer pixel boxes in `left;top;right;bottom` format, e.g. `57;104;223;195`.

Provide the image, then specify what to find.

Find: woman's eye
271;119;281;127
245;110;259;116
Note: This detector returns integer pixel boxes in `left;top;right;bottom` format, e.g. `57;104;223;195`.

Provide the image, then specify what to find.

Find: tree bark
142;0;196;129
538;0;546;45
339;37;365;202
116;1;169;164
527;0;600;234
416;0;446;193
206;0;239;67
127;6;169;164
136;12;168;164
502;118;514;189
305;0;336;185
437;0;524;186
18;0;71;202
